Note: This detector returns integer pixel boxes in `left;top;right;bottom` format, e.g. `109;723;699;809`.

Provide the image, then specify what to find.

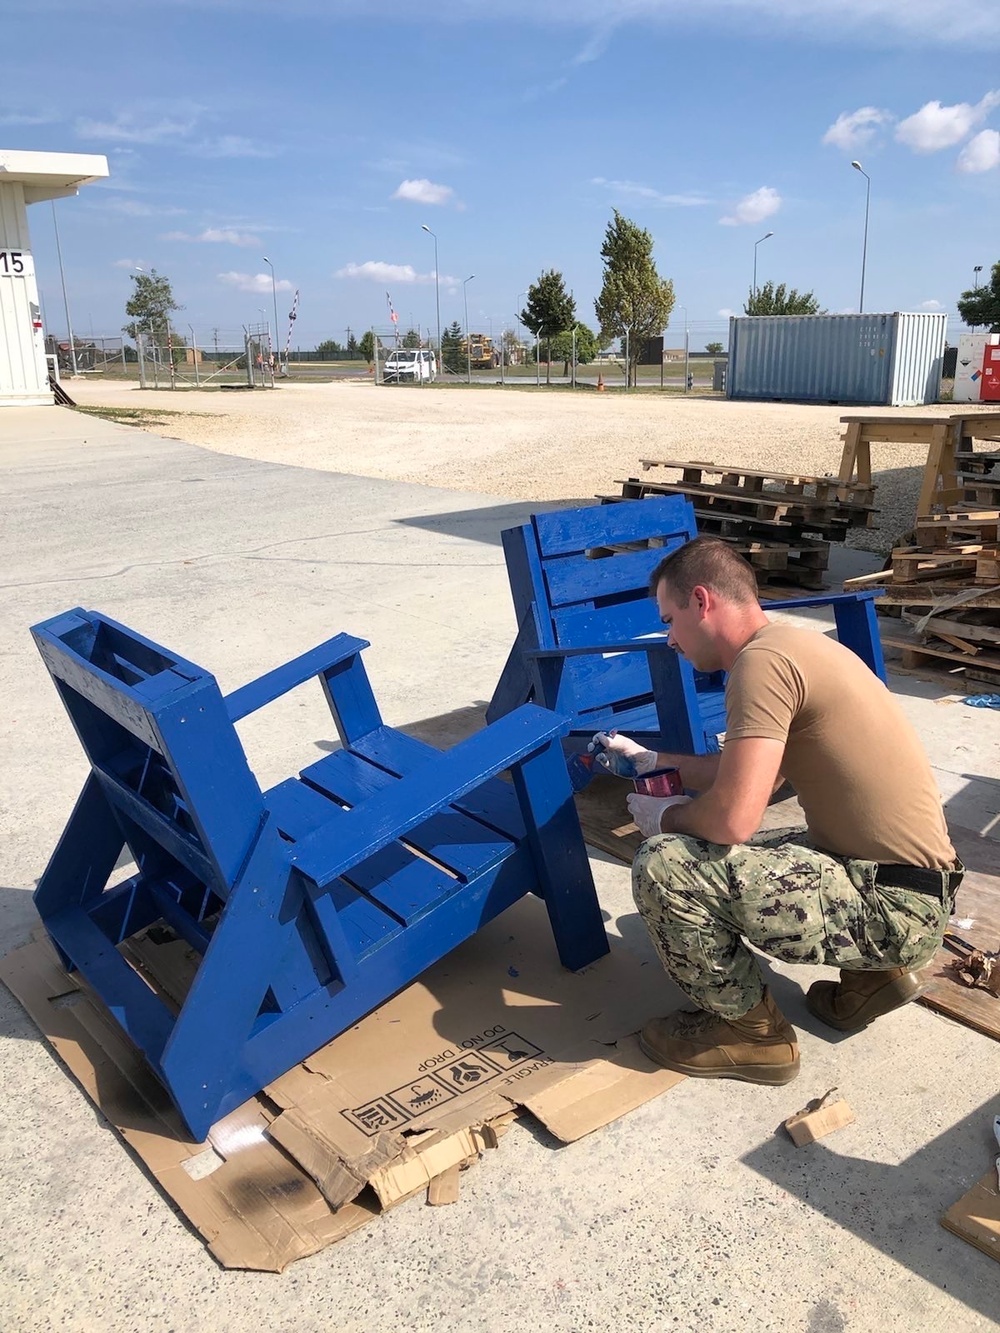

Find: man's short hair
649;536;759;607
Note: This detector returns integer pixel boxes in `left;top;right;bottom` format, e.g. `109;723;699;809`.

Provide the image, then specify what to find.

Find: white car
383;348;437;383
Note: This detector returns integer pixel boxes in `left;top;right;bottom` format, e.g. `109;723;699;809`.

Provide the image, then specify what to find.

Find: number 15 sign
0;250;34;277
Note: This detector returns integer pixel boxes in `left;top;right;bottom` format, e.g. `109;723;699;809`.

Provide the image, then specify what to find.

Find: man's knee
632;833;707;914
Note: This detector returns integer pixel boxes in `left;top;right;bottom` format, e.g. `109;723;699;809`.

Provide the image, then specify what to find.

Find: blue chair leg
509;739;610;971
832;597;887;683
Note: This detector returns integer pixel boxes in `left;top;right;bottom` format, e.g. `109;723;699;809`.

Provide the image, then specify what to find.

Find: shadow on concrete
395;500;577;549
741;1093;1000;1323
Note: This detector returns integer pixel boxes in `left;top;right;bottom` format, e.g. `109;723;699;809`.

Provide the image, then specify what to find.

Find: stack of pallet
845;448;1000;686
602;459;877;591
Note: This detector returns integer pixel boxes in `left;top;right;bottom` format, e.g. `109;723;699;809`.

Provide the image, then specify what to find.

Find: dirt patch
67;379;962;552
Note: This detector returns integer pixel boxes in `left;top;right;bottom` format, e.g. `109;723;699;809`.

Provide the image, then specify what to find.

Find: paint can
633;767;684;798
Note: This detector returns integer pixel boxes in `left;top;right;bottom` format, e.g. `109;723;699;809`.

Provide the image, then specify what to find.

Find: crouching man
601;536;962;1087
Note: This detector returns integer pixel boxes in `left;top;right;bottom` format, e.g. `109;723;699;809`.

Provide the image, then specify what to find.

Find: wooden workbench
837;411;1000;519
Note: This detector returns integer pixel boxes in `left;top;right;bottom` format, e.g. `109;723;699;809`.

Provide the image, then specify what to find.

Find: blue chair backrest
502;495;701;720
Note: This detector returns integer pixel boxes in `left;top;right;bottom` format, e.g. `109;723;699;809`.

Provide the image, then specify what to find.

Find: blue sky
5;0;1000;350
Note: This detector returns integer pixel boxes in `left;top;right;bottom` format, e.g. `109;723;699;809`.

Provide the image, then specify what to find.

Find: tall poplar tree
594;211;674;387
520;270;576;384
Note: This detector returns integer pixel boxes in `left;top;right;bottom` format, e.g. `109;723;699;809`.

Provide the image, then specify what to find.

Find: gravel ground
67;379;966;553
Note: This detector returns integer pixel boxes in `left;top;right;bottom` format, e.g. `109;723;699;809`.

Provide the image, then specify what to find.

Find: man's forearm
653;750;722;793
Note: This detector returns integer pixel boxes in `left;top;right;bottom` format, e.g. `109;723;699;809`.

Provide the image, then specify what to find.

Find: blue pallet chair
486;496;885;754
30;609;609;1140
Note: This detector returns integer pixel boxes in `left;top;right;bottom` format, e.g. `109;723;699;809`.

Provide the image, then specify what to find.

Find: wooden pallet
615;479;869;540
881;629;1000;682
637;458;875;508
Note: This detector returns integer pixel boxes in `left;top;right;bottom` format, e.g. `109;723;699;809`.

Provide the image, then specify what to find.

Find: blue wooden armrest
768;589;884;610
292;703;570;886
225;632;370;721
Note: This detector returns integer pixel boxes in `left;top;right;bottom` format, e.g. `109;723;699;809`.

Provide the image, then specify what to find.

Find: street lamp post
262;257;280;367
51;202;78;375
462;274;475;383
752;231;773;303
421;225;442;374
850;161;871;314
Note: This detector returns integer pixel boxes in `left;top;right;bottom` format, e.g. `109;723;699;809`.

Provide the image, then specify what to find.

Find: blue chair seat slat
533;494;696;556
349;727;528;842
301;748;518;882
264;780;408;942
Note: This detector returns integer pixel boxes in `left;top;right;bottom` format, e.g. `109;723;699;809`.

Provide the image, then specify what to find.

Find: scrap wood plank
881;630;1000;676
918;826;1000;1041
900;611;1000;645
874;583;1000;607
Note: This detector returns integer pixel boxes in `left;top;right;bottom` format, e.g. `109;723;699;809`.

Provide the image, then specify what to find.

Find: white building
0;149;109;406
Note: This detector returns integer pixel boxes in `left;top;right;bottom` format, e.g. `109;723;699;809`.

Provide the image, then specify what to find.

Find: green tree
358;330;374;363
347;332;358;355
957;261;1000;331
594;211;675;387
123;268;181;345
744;281;823;316
705;341;724;355
549;322;601;374
520;270;576;384
402;328;421;348
440;320;463;374
315;338;342;357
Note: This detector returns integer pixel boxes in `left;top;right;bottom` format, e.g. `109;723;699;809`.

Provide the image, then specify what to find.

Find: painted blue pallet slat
542;540;687;608
224;633;370;722
349;727;528;842
533;494;696;556
301;748;517;880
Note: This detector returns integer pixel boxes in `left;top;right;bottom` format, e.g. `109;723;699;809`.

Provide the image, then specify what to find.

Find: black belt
873;861;964;898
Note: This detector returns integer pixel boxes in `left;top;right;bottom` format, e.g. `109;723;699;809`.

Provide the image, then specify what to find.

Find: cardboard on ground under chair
0;895;684;1272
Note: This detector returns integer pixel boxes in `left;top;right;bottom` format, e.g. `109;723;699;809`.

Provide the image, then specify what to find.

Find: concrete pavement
1;405;999;1332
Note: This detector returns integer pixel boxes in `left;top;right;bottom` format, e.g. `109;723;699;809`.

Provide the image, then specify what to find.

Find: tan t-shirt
724;622;955;868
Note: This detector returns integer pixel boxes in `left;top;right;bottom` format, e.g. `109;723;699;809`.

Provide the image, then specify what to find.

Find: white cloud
718;308;737;318
918;299;945;311
591;177;709;207
392;178;455;206
76;112;197;144
163;228;261;247
191;135;274;159
895;91;1000;152
0;109;59;126
101;197;187;218
720;186;781;226
822;107;892;151
335;260;458;285
217;271;294;293
112;258;143;269
957;128;1000;172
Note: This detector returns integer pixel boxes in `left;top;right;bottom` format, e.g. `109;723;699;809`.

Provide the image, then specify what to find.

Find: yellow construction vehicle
461;333;494;370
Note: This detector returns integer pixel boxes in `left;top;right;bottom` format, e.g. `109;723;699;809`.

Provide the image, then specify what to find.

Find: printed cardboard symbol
446;1057;494;1086
343;1097;406;1135
481;1034;542;1066
389;1077;457;1116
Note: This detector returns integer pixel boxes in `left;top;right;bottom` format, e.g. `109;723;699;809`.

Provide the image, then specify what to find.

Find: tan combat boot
639;988;799;1085
805;966;922;1032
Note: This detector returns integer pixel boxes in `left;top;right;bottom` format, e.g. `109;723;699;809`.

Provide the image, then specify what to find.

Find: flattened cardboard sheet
941;1171;1000;1263
1;896;683;1273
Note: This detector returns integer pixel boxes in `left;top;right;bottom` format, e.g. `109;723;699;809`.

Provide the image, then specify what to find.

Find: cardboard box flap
941;1171;1000;1263
518;1034;684;1142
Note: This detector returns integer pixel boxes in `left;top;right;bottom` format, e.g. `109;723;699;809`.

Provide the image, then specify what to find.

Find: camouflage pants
632;827;952;1019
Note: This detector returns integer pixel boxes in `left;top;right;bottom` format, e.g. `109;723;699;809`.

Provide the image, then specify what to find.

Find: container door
980;335;1000;402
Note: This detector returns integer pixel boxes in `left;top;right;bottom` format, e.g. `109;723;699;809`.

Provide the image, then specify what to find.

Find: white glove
627;792;692;839
589;730;659;778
